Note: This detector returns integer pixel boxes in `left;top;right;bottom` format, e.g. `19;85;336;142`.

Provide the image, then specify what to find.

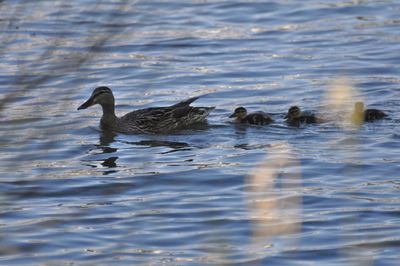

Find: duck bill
229;113;236;118
77;97;95;110
284;114;288;119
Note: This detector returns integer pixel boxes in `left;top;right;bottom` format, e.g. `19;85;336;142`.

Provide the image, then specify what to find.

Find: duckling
285;106;322;126
78;86;214;134
351;101;387;124
229;107;273;125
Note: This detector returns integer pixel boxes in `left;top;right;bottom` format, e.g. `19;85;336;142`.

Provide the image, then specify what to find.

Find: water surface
1;0;400;265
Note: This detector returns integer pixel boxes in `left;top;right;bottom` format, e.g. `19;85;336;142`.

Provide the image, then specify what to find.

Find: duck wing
122;96;199;123
171;96;199;107
168;96;214;123
118;97;212;133
245;112;273;125
168;97;203;119
119;107;176;133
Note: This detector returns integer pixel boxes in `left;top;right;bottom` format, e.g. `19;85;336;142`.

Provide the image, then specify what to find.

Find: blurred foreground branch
0;0;131;112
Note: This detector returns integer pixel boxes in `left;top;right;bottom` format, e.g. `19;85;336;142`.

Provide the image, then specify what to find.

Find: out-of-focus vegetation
0;0;130;113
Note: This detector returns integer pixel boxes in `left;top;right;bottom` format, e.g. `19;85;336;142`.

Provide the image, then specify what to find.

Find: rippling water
1;0;400;265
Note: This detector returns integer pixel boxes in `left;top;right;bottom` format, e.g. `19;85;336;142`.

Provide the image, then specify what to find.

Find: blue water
1;0;400;265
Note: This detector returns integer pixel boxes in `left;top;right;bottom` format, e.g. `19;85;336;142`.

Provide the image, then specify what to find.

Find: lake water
1;0;400;265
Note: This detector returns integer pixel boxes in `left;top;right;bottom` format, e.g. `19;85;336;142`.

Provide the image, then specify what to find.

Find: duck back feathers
364;109;387;121
243;112;273;125
118;103;214;134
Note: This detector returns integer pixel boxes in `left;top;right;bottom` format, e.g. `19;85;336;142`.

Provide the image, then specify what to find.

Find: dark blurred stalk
0;0;134;256
0;0;130;112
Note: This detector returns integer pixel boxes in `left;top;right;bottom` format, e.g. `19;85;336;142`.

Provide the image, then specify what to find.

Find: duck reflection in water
96;132;119;174
80;132;120;175
87;128;193;174
98;131;118;152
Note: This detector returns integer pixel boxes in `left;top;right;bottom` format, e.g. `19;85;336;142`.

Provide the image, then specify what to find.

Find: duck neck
100;103;118;130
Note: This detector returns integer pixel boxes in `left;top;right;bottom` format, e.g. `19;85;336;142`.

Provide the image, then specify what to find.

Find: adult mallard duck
229;107;273;125
351;101;387;124
285;106;323;126
78;86;214;134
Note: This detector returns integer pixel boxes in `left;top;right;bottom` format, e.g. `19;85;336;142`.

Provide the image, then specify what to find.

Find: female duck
351;101;387;124
229;107;273;125
285;106;323;126
78;86;214;134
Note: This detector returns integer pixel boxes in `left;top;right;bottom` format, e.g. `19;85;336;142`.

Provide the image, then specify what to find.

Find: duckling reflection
351;101;387;125
229;107;273;125
285;106;324;126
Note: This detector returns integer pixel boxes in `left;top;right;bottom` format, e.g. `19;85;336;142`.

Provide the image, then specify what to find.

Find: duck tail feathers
172;96;200;107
